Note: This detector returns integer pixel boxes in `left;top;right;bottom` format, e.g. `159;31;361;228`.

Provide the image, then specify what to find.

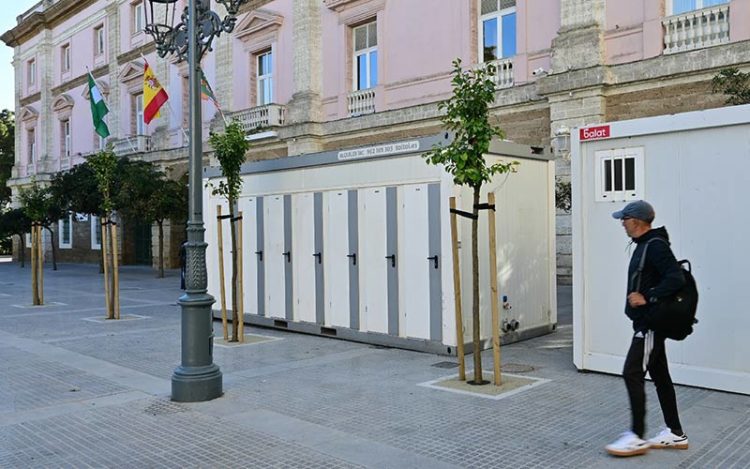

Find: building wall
4;0;750;282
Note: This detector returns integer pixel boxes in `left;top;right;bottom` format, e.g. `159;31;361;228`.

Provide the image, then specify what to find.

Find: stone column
285;0;323;154
551;0;605;73
544;0;607;284
106;1;121;139
39;31;53;168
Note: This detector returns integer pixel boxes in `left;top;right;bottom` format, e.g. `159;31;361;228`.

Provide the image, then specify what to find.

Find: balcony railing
480;58;514;89
663;4;729;54
112;135;151;156
230;104;286;134
348;89;376;116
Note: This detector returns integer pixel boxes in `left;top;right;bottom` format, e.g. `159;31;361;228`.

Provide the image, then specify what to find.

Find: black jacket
626;226;685;332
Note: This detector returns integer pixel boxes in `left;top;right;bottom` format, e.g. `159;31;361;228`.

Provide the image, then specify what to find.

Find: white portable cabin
571;104;750;395
204;134;556;354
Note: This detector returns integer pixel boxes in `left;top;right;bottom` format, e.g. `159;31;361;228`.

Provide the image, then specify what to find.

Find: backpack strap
634;237;669;292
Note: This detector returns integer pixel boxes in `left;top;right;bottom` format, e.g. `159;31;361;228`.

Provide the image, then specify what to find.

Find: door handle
313;252;322;264
427;255;439;269
347;253;357;266
385;254;396;268
255;250;263;262
283;251;291;263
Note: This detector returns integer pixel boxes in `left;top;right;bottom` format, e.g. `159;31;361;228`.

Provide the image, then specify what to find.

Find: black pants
623;332;682;438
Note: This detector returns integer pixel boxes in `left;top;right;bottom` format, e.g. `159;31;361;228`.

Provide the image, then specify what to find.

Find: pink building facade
3;0;749;277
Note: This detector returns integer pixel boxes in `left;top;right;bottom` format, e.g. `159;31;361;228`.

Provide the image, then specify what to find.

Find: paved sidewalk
0;263;748;468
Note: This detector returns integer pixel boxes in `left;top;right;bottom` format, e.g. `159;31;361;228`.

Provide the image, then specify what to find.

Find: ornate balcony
663;4;729;54
112;135;151;156
481;58;514;89
347;89;376;117
230;104;286;134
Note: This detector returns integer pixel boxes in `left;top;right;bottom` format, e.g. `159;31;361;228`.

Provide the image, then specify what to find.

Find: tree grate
143;399;188;416
431;361;460;369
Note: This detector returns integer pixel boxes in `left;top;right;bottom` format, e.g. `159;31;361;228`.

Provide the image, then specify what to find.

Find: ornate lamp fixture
142;0;248;402
144;0;247;62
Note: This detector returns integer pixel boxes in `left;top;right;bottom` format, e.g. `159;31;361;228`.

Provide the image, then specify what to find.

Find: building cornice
1;0;98;47
49;64;108;97
537;39;750;97
116;42;156;64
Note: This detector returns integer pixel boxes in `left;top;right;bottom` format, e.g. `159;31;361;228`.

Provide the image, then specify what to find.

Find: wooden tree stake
487;192;502;386
37;225;44;305
449;197;466;381
102;218;112;319
31;224;38;305
238;211;244;342
111;221;121;320
217;205;228;340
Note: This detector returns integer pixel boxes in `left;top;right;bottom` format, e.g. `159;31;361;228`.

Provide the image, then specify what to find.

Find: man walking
605;200;689;457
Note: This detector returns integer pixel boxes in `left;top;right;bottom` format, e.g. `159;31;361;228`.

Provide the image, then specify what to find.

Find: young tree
19;181;59;303
423;59;518;384
88;149;120;319
208;121;249;342
18;181;64;271
712;67;750;105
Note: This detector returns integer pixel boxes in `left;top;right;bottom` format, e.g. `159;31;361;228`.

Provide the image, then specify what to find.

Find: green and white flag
87;72;110;138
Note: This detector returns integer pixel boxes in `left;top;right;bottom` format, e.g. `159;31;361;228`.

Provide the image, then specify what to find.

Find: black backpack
636;238;699;341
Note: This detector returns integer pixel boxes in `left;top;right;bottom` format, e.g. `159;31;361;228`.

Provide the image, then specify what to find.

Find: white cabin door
399;184;431;339
238;197;259;317
293;193;317;323
264;195;286;319
359;187;388;334
324;190;350;328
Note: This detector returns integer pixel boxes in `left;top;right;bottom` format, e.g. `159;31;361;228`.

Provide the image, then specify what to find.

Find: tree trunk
471;186;483;384
230;200;239;342
157;221;164;278
46;226;58;271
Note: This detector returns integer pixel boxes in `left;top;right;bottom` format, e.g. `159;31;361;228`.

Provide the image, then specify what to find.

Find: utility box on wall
571;104;750;395
204;134;556;354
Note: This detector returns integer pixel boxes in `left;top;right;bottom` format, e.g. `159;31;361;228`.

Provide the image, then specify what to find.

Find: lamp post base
172;364;223;402
172;292;223;402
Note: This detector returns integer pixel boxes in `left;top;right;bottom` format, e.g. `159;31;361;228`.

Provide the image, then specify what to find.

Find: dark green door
134;223;153;265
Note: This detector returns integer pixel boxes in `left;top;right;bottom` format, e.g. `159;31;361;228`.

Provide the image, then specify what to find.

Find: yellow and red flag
143;61;168;124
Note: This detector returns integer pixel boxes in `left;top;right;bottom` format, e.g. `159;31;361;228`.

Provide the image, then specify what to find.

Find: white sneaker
605;431;650;457
648;428;689;449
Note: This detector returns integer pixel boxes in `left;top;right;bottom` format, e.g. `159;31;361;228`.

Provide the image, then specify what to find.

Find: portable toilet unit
571;104;750;395
204;134;556;355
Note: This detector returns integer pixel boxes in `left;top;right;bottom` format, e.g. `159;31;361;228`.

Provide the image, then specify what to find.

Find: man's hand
628;292;647;307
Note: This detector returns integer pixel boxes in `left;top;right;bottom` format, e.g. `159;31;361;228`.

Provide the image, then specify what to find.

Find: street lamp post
144;0;247;402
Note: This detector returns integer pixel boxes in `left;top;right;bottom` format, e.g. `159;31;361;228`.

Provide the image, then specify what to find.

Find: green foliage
711;67;750;105
0;109;14;208
555;177;571;213
18;180;62;224
208;121;249;204
423;59;518;189
116;162;187;225
0;208;30;254
88;149;118;214
49;163;102;216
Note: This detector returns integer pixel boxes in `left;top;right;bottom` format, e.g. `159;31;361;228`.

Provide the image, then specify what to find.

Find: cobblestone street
0;262;748;468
